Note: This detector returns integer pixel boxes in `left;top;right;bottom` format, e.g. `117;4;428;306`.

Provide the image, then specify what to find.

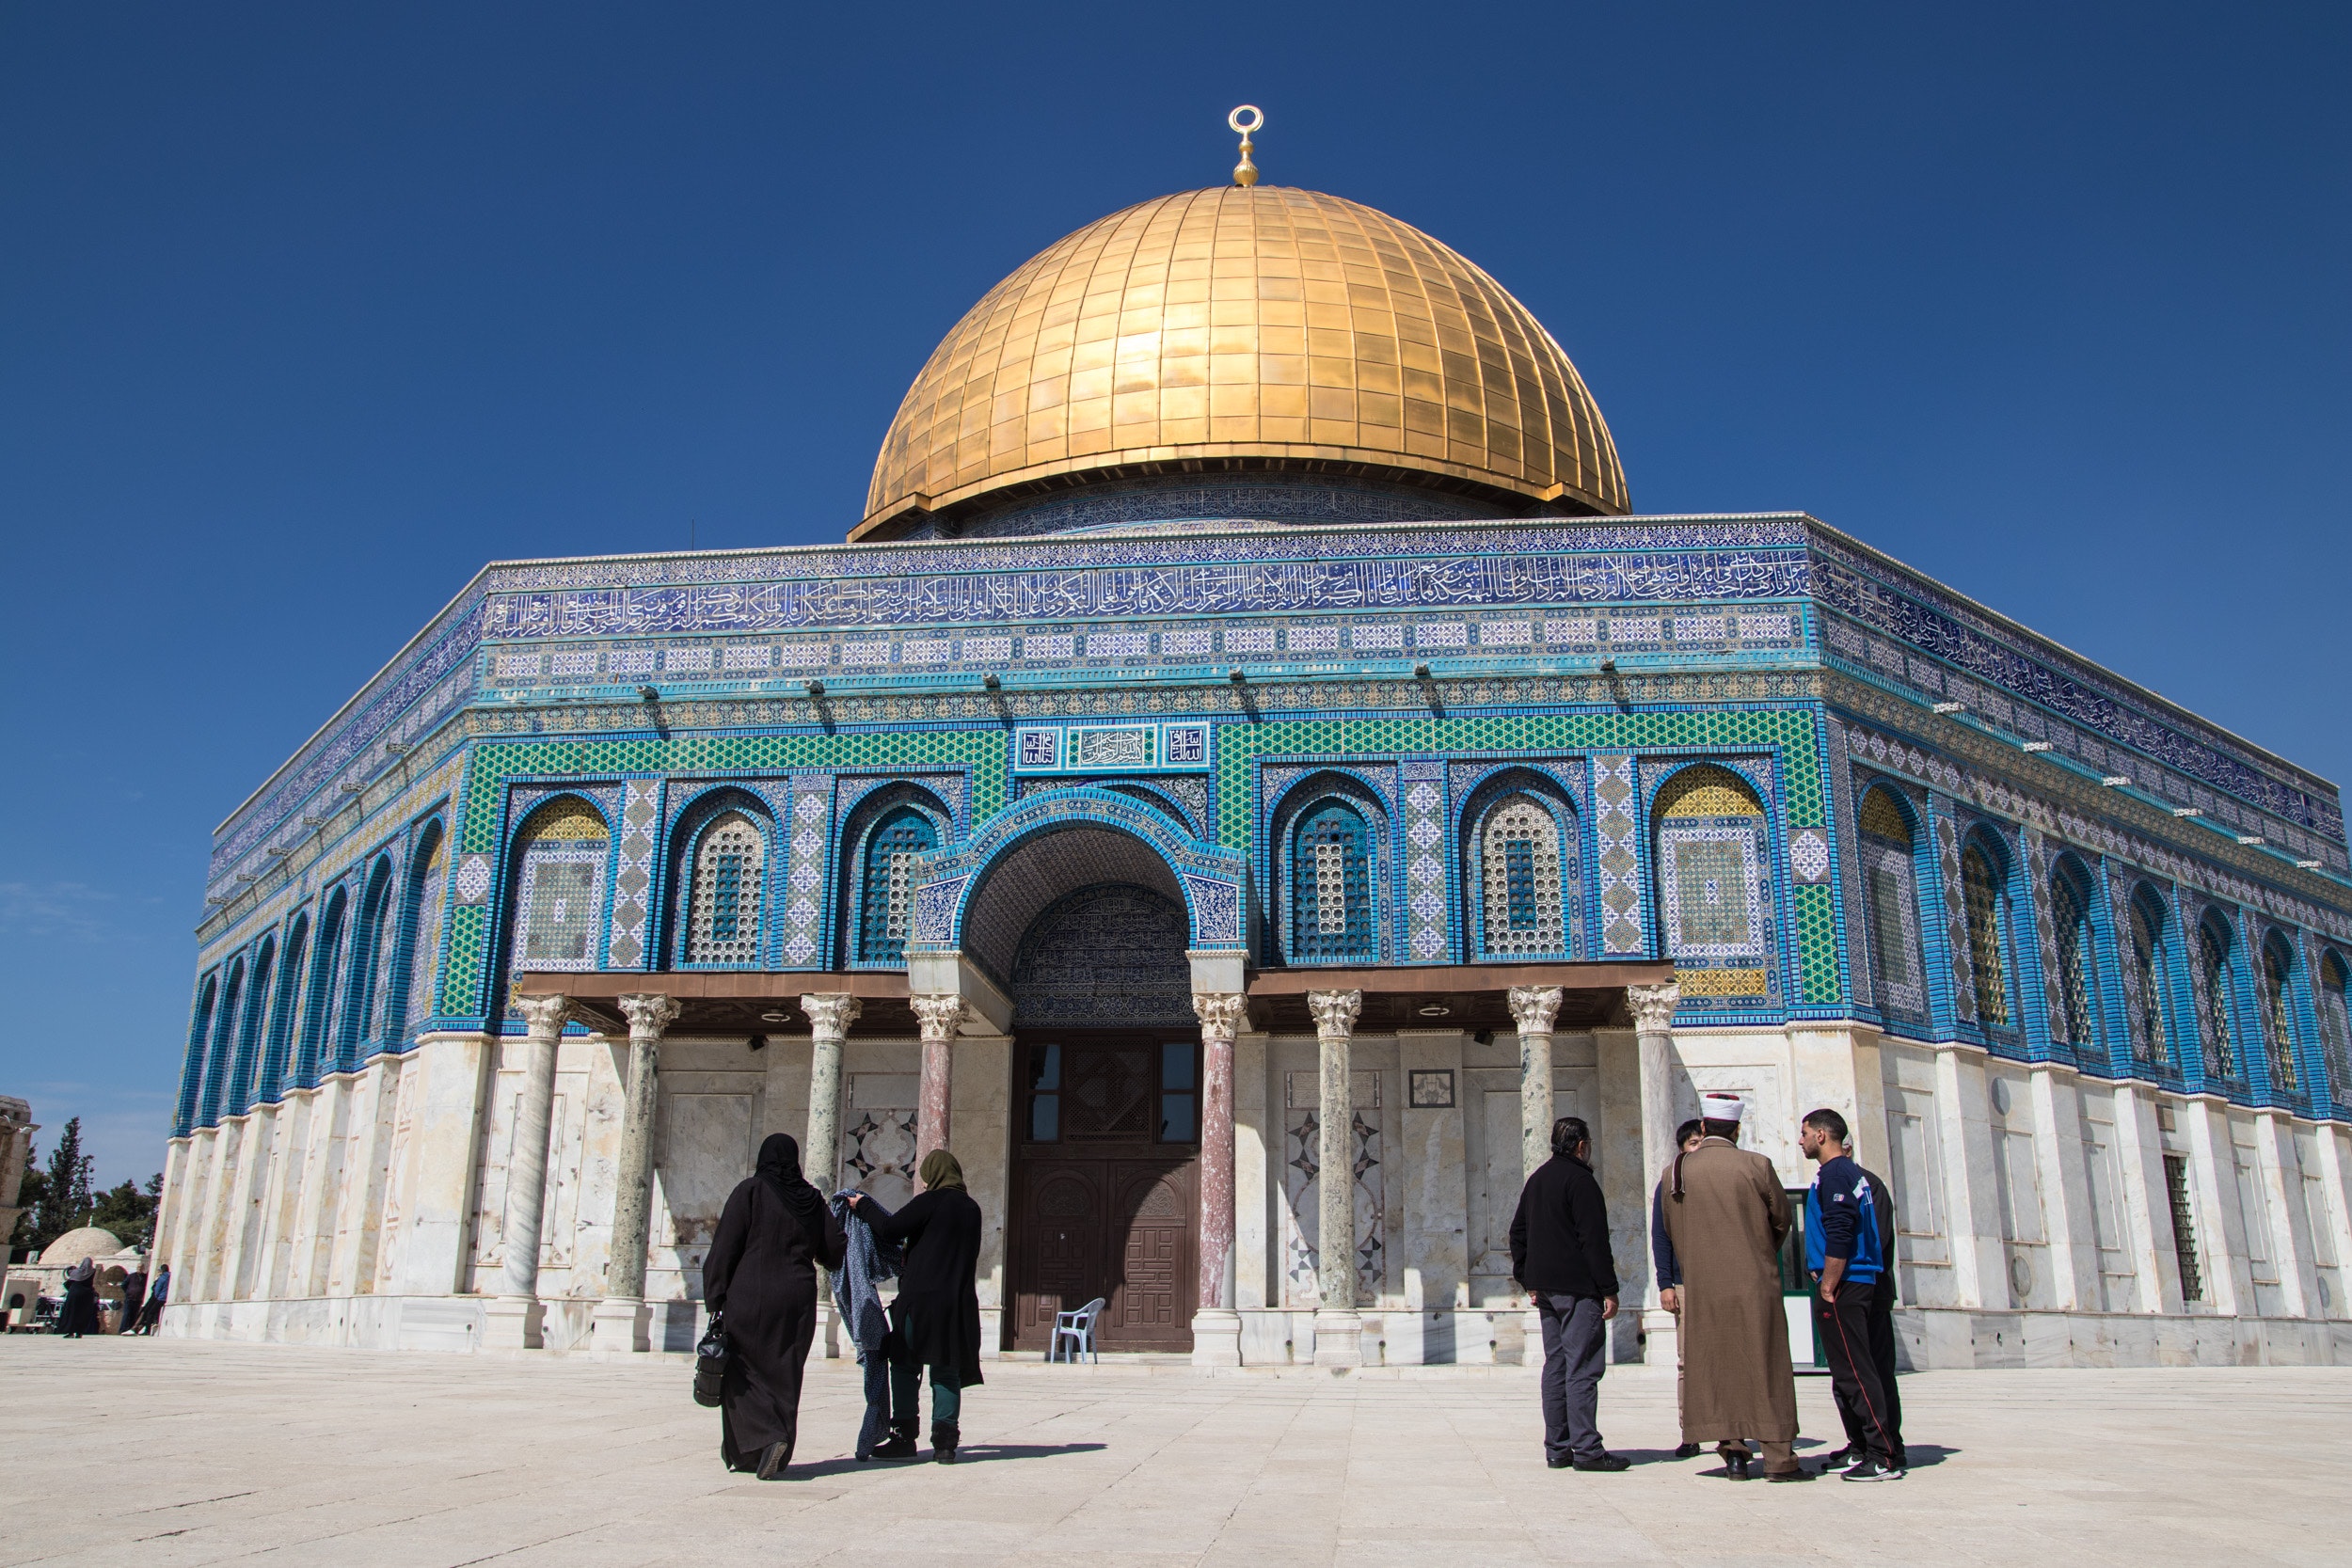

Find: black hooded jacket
1509;1151;1620;1299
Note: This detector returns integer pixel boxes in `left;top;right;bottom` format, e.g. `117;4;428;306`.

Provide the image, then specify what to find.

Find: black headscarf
755;1132;829;1240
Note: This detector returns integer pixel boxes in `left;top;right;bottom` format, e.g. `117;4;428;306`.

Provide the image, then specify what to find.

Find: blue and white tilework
781;773;833;968
1592;756;1644;954
605;779;662;969
1400;762;1451;961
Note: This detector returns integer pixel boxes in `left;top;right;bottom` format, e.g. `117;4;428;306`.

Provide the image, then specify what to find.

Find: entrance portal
1005;882;1200;1354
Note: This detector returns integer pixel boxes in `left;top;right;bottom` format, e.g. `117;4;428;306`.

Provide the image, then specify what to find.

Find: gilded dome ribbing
859;185;1627;538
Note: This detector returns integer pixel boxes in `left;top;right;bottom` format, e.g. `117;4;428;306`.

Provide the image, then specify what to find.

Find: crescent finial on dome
1229;105;1262;187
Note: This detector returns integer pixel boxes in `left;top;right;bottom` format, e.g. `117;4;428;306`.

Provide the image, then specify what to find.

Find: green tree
18;1117;95;1257
89;1173;162;1252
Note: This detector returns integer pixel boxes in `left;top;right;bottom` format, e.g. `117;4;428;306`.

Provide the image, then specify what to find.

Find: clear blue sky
3;3;2345;1185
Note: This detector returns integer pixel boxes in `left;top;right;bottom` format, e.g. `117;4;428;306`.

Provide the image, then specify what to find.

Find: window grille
1858;789;1925;1020
405;835;445;1029
1481;796;1563;957
1962;844;2010;1028
2050;867;2096;1049
2129;892;2171;1066
510;802;610;974
687;812;766;965
858;808;936;964
2197;919;2239;1079
2261;939;2299;1095
1292;800;1374;961
2163;1152;2202;1303
2317;957;2352;1103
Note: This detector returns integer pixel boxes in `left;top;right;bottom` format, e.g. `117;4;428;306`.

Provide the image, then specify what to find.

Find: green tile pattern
1212;708;1836;1006
439;728;1006;1017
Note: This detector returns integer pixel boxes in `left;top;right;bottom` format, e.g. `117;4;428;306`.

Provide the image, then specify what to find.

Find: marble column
485;992;569;1351
801;991;860;1360
1508;986;1565;1357
593;992;680;1355
801;994;861;1192
1190;990;1249;1368
1308;989;1364;1367
1626;981;1681;1365
911;994;966;1157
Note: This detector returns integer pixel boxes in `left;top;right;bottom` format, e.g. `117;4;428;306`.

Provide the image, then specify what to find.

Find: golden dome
857;185;1627;539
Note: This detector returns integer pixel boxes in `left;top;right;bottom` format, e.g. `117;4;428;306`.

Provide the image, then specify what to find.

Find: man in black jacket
1510;1116;1626;1471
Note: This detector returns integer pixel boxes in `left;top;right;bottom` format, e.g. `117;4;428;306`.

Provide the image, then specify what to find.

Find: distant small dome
39;1227;125;1267
859;185;1627;540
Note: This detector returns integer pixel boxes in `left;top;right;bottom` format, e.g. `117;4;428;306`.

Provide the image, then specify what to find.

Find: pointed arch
1651;763;1775;1006
2047;852;2102;1053
294;886;349;1086
839;784;951;968
668;789;774;967
1270;772;1386;964
1855;782;1927;1027
2194;908;2242;1081
502;796;612;990
1460;769;1579;961
393;820;448;1036
224;933;277;1115
2315;949;2352;1104
1960;828;2017;1035
259;911;309;1100
2125;883;2177;1069
339;856;396;1069
2258;929;2300;1096
198;955;246;1126
174;973;220;1135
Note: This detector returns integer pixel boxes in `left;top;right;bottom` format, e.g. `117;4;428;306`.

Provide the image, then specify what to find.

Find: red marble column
1192;994;1248;1313
911;995;964;1156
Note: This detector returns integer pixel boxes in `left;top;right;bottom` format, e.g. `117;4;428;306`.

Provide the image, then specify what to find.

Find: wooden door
1009;1035;1199;1353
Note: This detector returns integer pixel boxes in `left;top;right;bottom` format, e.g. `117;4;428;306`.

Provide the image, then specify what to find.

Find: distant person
1659;1095;1807;1481
118;1266;149;1335
133;1265;170;1334
56;1258;101;1338
1801;1108;1904;1481
1510;1115;1626;1472
850;1148;984;1464
703;1133;847;1479
1650;1118;1706;1457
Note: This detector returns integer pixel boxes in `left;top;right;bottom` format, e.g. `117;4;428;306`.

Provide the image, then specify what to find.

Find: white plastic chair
1051;1297;1107;1363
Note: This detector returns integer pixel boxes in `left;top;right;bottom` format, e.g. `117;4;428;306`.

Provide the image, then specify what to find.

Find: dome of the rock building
857;185;1627;540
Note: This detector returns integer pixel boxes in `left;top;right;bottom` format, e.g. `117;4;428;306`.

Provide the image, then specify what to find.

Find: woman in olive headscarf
850;1147;984;1463
703;1132;847;1479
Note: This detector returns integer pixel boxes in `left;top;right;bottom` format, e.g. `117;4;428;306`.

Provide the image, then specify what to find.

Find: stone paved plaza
4;1339;2343;1568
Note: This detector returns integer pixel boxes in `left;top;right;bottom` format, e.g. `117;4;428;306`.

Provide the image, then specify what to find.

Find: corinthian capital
800;993;863;1039
1626;982;1682;1034
513;991;572;1039
1191;992;1250;1042
618;992;682;1039
1506;985;1564;1037
910;993;968;1043
1305;989;1362;1041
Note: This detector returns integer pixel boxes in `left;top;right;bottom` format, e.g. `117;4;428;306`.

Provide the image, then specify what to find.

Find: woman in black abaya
703;1132;846;1479
56;1258;101;1338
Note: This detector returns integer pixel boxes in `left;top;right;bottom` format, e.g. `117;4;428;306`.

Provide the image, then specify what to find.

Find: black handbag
692;1311;727;1407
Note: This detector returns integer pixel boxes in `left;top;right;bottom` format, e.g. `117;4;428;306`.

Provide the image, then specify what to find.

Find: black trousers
1864;1282;1905;1465
1815;1279;1899;1466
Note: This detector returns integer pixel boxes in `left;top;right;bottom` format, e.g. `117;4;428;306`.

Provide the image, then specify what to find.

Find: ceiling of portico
962;825;1185;981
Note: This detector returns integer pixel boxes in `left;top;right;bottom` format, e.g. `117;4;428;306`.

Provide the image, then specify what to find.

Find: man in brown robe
1660;1094;1809;1481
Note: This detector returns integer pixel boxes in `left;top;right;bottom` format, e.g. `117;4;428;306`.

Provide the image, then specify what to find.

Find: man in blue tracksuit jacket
1802;1106;1902;1480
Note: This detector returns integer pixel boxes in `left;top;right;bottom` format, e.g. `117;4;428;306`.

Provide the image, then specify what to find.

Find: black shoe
1840;1457;1901;1482
755;1439;793;1481
932;1419;960;1464
1818;1445;1857;1468
1767;1465;1817;1482
870;1421;920;1461
1675;1442;1701;1459
1720;1448;1751;1481
1571;1453;1630;1472
1546;1454;1573;1469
